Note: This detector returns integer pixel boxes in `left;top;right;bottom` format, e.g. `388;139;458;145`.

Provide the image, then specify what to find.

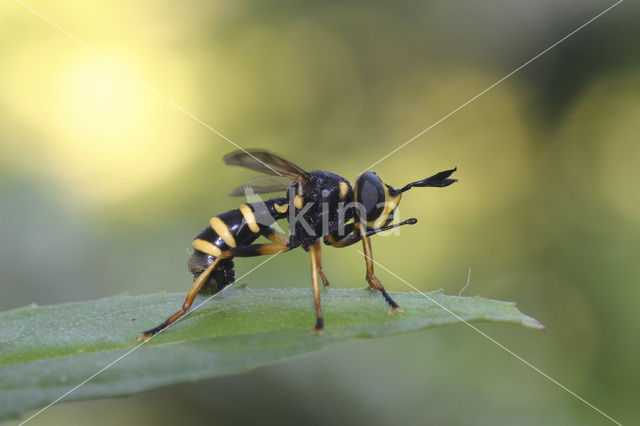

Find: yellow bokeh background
1;1;638;425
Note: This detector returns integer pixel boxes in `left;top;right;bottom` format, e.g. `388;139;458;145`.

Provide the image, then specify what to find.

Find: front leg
324;218;417;248
357;222;404;315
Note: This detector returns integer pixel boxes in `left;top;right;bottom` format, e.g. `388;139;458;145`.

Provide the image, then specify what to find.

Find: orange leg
138;239;291;341
357;222;404;315
137;255;227;341
308;240;324;333
313;241;330;287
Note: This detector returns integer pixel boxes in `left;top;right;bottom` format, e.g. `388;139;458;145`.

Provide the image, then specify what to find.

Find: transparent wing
223;149;310;182
229;176;292;197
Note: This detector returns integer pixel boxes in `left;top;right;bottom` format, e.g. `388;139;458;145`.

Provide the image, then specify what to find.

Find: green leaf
0;287;544;421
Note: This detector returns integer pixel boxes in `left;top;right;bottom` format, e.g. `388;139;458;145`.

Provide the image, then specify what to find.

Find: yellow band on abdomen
240;204;260;233
209;217;237;248
192;238;222;257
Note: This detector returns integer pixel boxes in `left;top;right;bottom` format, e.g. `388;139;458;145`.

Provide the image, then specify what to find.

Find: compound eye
355;172;385;222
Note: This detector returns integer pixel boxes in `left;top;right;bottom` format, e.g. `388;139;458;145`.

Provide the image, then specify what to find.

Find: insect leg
357;222;404;315
137;254;227;341
313;241;330;287
324;219;417;248
138;241;291;341
308;240;324;333
259;225;288;245
260;224;328;286
324;223;356;248
227;242;291;257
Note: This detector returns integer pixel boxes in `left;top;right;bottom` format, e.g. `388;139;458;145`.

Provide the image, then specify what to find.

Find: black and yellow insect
138;150;456;341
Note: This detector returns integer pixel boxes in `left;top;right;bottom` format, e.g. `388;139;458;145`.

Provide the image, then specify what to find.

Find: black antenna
396;168;457;193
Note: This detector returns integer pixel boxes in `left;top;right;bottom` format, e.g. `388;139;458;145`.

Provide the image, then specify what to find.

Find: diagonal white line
18;252;283;426
357;250;622;425
13;0;283;177
17;343;144;426
12;0;624;423
357;0;624;176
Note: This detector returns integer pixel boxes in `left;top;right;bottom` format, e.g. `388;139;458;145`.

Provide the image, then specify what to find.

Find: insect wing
229;175;292;197
224;150;311;182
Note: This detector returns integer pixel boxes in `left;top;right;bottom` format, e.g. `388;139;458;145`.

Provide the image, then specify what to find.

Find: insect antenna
394;168;457;194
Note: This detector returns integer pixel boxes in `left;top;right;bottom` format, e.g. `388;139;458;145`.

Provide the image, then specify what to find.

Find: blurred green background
1;0;638;424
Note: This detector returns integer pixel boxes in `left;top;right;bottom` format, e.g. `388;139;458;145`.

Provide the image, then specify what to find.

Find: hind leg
138;241;291;341
197;225;285;294
259;225;288;244
138;255;227;341
188;252;236;294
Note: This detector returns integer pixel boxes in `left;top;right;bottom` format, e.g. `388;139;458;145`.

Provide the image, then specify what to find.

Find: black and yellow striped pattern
192;238;222;257
193;206;258;256
189;198;288;267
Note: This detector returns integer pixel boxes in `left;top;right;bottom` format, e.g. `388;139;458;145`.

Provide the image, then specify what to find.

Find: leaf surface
0;287;544;420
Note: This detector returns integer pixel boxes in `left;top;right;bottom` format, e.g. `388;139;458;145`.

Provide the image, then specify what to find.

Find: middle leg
308;240;324;333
